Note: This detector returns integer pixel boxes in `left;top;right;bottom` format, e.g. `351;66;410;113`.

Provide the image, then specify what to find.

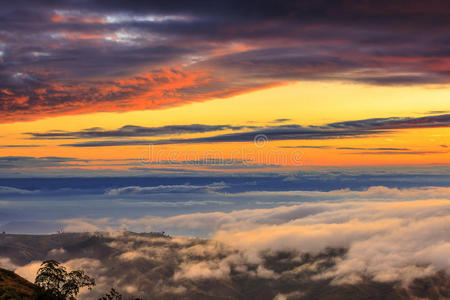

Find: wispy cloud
347;150;448;155
271;118;291;123
0;156;88;168
105;182;227;195
60;113;450;147
26;124;252;139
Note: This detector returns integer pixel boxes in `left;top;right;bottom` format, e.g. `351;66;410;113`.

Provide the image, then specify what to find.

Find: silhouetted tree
35;260;95;300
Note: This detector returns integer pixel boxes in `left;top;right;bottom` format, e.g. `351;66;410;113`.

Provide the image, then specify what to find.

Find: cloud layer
1;197;449;298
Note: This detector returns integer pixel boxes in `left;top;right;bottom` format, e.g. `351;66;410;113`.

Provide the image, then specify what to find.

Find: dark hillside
0;267;34;299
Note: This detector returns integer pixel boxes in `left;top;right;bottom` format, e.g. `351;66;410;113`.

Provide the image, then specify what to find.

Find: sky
1;0;450;175
0;0;450;233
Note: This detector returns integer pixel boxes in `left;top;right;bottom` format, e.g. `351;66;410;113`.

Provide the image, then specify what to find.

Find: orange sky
1;81;450;174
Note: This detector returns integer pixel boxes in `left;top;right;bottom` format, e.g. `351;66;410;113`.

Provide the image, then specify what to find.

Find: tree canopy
34;260;95;300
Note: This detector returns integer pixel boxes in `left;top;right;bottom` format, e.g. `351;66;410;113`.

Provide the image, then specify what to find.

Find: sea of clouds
0;186;449;298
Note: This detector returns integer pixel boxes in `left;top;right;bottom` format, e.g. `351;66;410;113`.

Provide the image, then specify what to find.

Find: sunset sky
1;0;450;178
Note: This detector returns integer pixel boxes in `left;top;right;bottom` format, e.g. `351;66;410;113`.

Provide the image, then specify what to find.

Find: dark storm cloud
4;0;450;24
26;124;251;139
1;0;450;122
61;113;450;147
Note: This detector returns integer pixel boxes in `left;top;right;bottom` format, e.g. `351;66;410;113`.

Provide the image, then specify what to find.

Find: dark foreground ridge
0;232;449;299
0;267;35;299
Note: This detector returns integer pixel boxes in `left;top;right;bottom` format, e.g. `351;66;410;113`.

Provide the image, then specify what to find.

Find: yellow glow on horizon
1;81;449;167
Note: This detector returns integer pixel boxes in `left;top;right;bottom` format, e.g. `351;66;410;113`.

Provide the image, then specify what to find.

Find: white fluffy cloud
212;200;450;285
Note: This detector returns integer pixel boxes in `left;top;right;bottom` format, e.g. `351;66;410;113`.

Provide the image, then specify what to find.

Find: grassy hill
0;267;34;299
